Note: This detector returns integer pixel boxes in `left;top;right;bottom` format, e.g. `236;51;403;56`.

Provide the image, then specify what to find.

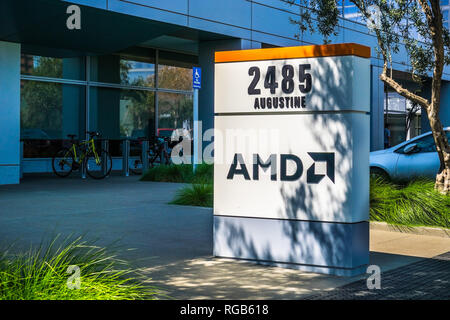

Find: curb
370;221;450;238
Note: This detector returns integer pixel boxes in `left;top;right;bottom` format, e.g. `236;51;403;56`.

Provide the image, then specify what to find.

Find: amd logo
227;152;335;184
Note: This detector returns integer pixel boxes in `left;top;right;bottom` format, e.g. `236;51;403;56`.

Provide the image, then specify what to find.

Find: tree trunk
426;105;450;194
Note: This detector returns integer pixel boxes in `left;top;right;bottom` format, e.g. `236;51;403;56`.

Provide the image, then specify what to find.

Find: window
21;55;85;80
397;134;436;154
158;65;192;91
89;87;155;140
21;81;85;140
384;90;417;148
90;53;155;87
157;50;196;91
342;0;364;23
20;48;195;161
20;81;86;158
158;92;193;132
122;60;155;87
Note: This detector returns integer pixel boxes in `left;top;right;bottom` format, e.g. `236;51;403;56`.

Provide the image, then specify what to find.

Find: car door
394;133;440;180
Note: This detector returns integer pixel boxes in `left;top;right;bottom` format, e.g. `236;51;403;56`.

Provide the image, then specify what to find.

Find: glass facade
20;49;195;158
89;87;155;140
21;54;85;80
158;92;193;131
442;2;450;29
158;65;192;91
384;90;422;149
337;0;364;23
21;81;86;140
90;53;155;87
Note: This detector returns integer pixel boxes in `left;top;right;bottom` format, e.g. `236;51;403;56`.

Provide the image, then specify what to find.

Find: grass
0;235;158;300
370;177;450;229
170;184;213;207
142;164;449;228
141;163;214;207
140;163;213;184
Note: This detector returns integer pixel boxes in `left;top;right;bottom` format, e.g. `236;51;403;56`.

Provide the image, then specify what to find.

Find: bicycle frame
70;138;101;165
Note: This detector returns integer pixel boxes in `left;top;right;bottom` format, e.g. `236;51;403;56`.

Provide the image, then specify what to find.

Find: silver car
370;127;450;180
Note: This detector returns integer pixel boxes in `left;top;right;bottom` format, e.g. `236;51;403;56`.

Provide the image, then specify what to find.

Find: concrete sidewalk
141;231;450;299
0;175;448;299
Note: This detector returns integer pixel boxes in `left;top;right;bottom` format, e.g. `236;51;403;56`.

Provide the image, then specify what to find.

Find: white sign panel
214;112;369;223
215;56;370;113
213;43;371;276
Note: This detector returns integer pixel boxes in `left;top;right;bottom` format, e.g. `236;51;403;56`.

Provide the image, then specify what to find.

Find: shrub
370;177;450;229
170;184;213;208
0;235;158;300
141;163;213;184
191;163;213;184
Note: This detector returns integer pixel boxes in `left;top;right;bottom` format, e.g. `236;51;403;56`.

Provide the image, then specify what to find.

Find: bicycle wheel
85;149;112;179
52;148;75;178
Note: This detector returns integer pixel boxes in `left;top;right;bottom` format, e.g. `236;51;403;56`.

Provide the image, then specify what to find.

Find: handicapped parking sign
193;67;201;89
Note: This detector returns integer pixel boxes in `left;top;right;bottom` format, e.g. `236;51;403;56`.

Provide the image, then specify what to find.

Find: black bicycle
52;132;112;179
129;136;172;175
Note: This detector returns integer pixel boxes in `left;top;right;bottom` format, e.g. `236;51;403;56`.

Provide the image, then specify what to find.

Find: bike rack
122;139;130;177
142;140;149;172
101;139;109;177
81;160;87;179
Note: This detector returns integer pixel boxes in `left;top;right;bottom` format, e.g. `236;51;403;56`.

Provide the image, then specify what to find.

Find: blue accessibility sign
193;67;202;89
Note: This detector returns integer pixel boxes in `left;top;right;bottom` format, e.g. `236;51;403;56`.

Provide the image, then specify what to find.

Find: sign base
213;216;369;276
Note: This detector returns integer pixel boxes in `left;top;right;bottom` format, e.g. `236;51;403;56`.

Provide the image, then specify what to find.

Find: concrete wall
0;41;20;185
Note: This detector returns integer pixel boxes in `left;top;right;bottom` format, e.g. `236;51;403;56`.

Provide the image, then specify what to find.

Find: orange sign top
215;43;371;63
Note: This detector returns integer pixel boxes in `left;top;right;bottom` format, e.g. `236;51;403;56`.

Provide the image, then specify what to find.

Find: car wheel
370;167;390;181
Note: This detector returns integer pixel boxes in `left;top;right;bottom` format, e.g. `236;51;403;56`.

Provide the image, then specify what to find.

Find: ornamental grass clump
170;184;213;208
370;177;450;229
0;235;158;300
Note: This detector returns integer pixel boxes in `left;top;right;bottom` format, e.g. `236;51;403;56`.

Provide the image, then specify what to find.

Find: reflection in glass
21;54;85;80
89;87;155;140
121;60;155;87
90;55;155;87
158;92;193;132
158;65;192;91
342;0;364;23
21;81;85;140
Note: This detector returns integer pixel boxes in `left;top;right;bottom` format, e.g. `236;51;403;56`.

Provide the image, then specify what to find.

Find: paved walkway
0;175;448;299
0;174;213;268
304;251;450;300
141;236;450;299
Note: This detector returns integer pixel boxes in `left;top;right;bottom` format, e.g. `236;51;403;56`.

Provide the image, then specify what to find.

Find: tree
288;0;450;194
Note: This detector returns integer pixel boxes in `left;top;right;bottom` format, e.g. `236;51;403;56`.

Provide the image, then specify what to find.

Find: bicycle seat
67;134;77;140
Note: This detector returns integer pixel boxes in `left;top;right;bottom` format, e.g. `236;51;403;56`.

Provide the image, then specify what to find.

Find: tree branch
349;0;430;108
